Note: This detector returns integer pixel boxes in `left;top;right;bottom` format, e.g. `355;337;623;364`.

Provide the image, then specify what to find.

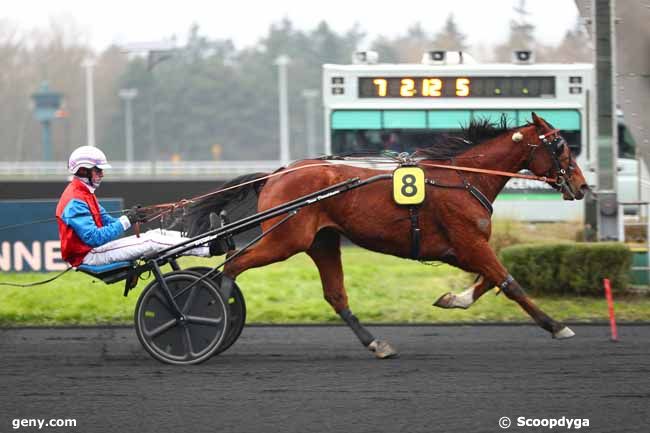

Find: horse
184;113;589;358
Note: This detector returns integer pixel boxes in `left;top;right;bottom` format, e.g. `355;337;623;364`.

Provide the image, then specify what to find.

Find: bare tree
432;14;468;52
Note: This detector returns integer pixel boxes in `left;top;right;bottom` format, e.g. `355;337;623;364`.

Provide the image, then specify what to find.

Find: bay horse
185;113;589;358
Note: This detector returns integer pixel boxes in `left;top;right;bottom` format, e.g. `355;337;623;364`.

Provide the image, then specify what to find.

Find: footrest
76;261;135;284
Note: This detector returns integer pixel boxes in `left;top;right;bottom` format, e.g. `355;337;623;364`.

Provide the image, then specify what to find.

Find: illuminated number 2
400;79;416;96
456;78;470;96
422;78;442;97
373;78;387;96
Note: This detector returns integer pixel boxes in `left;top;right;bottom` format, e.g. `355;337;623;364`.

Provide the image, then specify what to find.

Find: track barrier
603;278;619;342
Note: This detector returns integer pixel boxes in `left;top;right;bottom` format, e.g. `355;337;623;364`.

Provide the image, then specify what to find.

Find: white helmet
68;146;112;174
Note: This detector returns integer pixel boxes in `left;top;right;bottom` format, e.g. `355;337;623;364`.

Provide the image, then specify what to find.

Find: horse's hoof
368;340;399;359
433;292;469;309
553;326;576;340
433;292;454;309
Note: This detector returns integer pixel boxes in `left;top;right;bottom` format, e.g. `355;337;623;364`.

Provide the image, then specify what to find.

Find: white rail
0;160;284;180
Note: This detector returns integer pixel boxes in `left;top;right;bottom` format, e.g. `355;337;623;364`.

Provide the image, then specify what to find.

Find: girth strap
409;206;421;259
467;184;493;216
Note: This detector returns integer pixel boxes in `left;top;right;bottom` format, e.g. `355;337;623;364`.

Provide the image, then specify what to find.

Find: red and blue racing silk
55;178;125;266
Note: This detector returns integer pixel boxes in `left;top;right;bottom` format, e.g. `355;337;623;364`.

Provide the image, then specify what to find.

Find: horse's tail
183;172;268;236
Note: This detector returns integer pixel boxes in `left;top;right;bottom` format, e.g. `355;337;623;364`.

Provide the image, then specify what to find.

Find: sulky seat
76;261;135;284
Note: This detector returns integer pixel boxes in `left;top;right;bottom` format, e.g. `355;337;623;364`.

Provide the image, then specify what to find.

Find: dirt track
1;324;649;433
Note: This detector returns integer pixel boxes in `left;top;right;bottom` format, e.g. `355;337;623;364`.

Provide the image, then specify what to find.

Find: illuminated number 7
373;78;387;96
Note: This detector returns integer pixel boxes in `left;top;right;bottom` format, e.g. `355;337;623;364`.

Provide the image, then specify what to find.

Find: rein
138;154;561;224
142;163;339;223
418;161;557;183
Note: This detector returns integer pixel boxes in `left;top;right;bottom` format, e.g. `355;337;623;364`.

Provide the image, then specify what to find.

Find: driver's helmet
68;146;112;174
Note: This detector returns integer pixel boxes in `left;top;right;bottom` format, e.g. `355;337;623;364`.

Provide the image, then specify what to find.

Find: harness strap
408;206;421;260
425;179;493;216
467;185;493;216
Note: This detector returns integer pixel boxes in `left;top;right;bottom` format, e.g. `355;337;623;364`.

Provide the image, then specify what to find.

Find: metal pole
82;58;96;147
119;89;138;175
302;89;319;158
42;119;52;161
594;0;620;240
125;98;134;164
646;203;650;285
149;81;157;175
275;55;291;165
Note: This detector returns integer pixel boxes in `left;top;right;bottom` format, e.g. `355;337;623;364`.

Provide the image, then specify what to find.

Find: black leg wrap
499;274;526;298
219;274;235;299
339;308;375;346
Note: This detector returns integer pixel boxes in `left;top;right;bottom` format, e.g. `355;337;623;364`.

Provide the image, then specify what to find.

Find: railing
0;160;284;180
620;201;650;286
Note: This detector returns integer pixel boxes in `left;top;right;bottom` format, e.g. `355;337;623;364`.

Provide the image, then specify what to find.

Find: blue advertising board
0;199;123;272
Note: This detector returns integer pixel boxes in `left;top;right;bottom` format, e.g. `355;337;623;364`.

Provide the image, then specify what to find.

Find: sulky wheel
134;271;230;365
184;266;246;355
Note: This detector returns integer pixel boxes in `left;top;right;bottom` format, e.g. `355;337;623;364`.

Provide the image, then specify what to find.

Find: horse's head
519;113;589;200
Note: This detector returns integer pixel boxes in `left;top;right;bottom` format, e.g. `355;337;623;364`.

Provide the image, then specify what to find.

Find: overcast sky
5;0;582;52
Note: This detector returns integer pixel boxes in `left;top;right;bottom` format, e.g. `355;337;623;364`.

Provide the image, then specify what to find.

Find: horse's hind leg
307;229;398;359
456;241;574;339
433;275;494;309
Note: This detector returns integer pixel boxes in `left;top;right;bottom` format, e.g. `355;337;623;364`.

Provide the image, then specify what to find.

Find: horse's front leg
307;229;398;359
433;274;495;309
454;241;574;339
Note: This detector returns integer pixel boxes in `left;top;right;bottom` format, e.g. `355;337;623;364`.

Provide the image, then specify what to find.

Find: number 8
401;174;417;197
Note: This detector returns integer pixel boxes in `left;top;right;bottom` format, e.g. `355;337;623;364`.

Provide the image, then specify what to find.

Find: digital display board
358;76;555;98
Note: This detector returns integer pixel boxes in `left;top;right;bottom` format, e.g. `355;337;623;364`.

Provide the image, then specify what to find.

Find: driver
56;146;217;267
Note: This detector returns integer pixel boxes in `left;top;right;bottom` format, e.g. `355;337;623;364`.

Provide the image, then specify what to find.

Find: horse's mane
317;116;522;162
414;115;518;160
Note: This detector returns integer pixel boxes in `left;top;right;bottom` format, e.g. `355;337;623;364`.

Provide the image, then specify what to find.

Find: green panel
498;193;563;201
427;110;471;129
525;110;581;130
383;110;426;128
472;110;517;126
331;110;381;129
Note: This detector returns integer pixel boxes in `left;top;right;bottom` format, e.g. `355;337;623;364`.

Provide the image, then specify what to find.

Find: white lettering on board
13;241;41;271
44;241;67;271
0;242;10;271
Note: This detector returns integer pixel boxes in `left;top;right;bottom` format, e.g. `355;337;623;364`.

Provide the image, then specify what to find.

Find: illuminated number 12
422;78;442;97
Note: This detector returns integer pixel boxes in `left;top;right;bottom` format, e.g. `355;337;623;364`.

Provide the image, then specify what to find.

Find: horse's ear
531;112;545;128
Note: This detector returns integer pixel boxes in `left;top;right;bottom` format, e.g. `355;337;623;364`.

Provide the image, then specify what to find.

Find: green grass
2;246;650;326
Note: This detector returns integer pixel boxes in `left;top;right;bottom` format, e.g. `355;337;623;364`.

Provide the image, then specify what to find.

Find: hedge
499;242;632;296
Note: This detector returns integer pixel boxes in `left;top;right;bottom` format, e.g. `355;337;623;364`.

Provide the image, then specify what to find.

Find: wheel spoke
182;326;195;358
144;318;177;339
186;315;223;327
181;286;198;315
152;290;171;312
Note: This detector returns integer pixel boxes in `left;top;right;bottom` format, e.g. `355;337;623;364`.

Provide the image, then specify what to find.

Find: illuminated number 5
456;78;470;96
401;174;418;197
373;79;387;96
400;79;415;97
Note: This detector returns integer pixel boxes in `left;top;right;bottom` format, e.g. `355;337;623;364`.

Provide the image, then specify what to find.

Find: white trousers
82;229;210;266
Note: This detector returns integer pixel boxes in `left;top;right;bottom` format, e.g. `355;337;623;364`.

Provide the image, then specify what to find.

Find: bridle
527;128;578;199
